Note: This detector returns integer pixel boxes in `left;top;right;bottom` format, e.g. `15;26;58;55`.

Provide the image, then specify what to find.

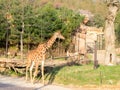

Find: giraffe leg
26;61;31;81
26;64;29;81
33;62;39;84
30;61;35;84
41;60;45;85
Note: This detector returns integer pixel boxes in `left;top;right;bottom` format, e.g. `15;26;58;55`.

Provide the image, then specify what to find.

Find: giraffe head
54;31;65;40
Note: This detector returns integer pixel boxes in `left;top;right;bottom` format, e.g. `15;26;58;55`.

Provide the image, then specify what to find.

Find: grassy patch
45;64;120;86
1;60;120;87
0;68;24;77
117;54;120;57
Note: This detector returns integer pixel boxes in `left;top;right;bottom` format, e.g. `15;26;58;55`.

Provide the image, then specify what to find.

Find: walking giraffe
26;31;65;84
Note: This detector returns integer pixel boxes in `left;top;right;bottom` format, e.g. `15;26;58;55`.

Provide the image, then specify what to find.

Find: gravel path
0;75;120;90
0;75;71;90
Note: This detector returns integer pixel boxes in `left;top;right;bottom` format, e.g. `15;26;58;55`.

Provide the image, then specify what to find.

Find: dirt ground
0;74;71;90
0;75;120;90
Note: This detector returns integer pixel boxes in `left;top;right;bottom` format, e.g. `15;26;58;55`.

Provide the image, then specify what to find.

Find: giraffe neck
36;33;57;52
46;34;57;49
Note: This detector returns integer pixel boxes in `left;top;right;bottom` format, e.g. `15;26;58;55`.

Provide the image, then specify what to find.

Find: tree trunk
20;22;24;60
104;0;119;65
6;28;9;57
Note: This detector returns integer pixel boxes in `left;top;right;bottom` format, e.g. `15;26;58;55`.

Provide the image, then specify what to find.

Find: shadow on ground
35;61;80;90
43;60;82;84
0;83;34;90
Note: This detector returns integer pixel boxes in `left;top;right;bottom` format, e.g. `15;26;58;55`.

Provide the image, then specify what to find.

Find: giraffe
26;31;65;84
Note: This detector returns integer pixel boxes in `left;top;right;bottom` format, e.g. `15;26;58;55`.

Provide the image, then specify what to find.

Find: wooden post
94;41;98;69
6;28;9;57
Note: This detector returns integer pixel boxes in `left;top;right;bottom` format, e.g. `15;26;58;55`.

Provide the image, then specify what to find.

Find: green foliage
115;11;120;45
0;1;84;49
34;4;62;39
56;7;84;46
0;0;119;49
87;14;105;27
115;24;120;45
0;13;6;40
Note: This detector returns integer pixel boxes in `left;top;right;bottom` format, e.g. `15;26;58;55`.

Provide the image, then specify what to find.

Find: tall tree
104;0;119;65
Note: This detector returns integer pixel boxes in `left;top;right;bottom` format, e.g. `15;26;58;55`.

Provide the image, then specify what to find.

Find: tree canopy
0;0;84;49
0;0;120;50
